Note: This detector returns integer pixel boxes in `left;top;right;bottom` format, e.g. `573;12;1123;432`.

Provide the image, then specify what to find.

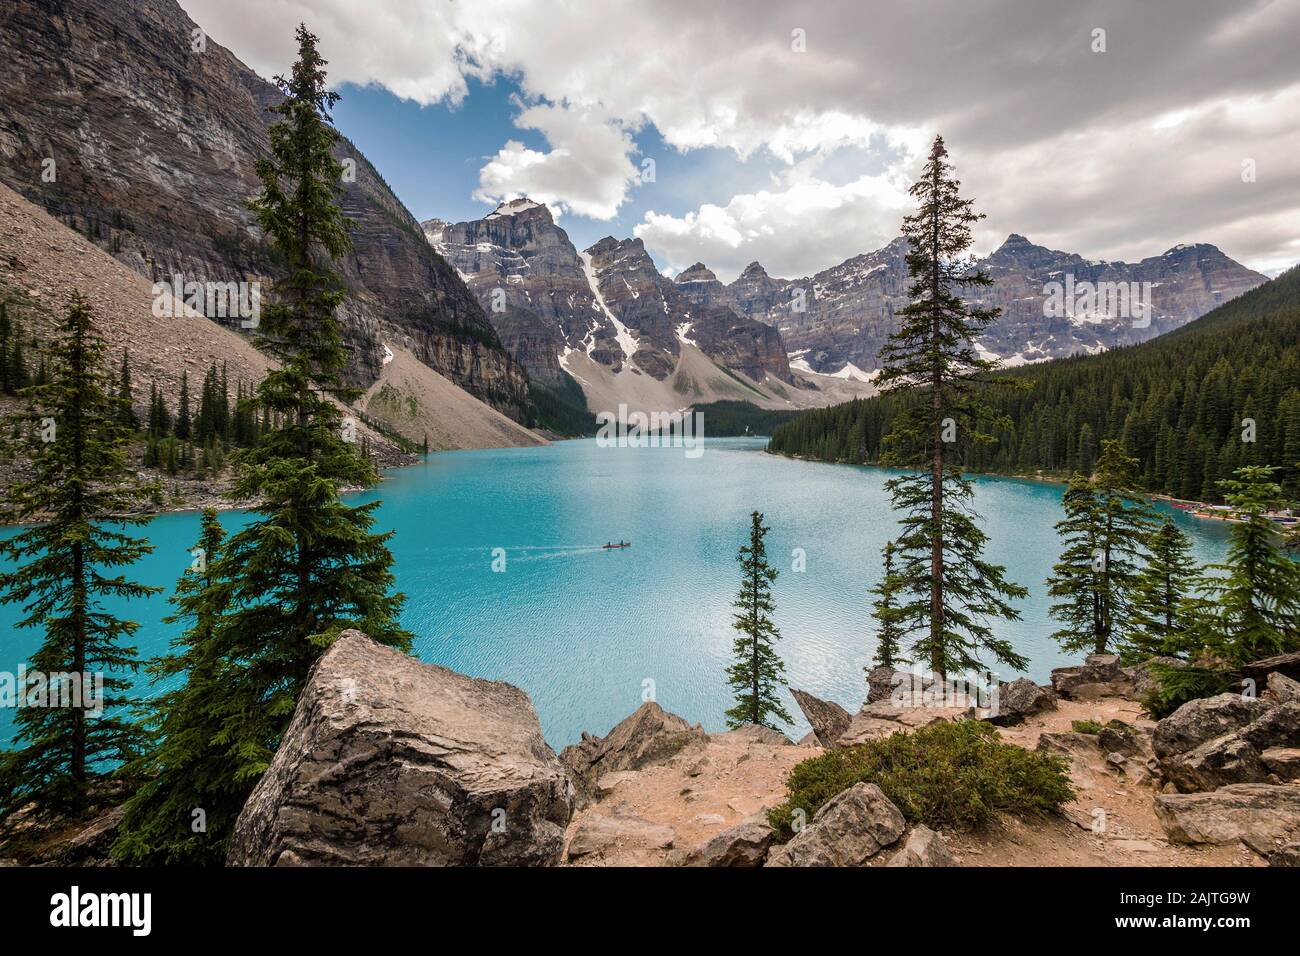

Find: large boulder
1097;721;1148;759
1153;693;1267;758
1049;654;1135;700
764;783;905;867
683;819;774;867
1154;695;1300;792
560;702;707;805
886;825;956;867
987;678;1057;726
1154;783;1300;854
836;712;906;748
1270;843;1300;867
789;688;852;748
227;631;573;866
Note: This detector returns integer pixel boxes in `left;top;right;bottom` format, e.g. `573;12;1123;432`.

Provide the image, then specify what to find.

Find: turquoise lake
0;437;1233;749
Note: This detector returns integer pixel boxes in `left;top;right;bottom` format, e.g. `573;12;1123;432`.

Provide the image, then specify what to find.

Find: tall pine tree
114;511;243;864
1047;441;1154;655
114;26;408;861
0;292;159;819
725;511;792;730
116;349;137;429
876;135;1028;677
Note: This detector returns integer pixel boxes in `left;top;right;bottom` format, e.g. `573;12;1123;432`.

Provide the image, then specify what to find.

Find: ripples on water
0;438;1231;747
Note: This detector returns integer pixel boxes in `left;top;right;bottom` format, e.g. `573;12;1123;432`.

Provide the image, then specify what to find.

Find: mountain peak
484;197;551;222
740;261;769;278
674;262;718;283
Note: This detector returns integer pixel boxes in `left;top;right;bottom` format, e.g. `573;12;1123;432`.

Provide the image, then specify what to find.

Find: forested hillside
768;266;1300;501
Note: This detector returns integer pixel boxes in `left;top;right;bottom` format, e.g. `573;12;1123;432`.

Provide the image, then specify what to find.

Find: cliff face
429;199;592;388
426;203;796;391
0;0;531;420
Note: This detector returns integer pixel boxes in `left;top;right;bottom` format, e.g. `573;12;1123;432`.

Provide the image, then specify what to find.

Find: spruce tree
175;369;191;440
1046;476;1107;655
725;511;792;730
116;349;137;429
869;540;907;668
0;292;159;819
876;135;1028;677
0;303;11;395
114;510;242;865
1123;518;1199;661
114;25;408;861
1188;466;1300;662
1048;440;1154;655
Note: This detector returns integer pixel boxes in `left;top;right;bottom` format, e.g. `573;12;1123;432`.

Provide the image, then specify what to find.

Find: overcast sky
181;0;1300;281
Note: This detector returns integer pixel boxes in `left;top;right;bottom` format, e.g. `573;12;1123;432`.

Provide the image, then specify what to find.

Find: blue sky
333;76;789;273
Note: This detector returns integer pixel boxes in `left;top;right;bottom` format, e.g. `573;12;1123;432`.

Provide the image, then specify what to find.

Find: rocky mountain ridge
719;234;1268;376
425;200;793;396
428;196;1266;404
0;0;531;421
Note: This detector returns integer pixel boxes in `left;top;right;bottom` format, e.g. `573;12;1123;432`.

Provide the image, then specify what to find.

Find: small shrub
767;720;1075;838
1071;718;1128;735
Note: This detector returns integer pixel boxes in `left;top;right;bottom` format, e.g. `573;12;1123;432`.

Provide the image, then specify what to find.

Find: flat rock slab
227;631;573;866
566;812;675;859
1154;783;1300;854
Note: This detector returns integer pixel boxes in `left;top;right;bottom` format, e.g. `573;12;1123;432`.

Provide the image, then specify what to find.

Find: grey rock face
1153;695;1300;792
1266;671;1300;705
765;783;906;867
0;0;530;418
866;665;901;704
560;702;707;806
227;631;573;866
426;208;795;392
428;200;598;387
789;688;852;748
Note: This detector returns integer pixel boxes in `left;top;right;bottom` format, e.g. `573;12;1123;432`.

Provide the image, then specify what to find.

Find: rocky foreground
8;634;1299;867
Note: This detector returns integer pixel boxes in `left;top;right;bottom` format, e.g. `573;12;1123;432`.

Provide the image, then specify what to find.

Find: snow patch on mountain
579;249;639;361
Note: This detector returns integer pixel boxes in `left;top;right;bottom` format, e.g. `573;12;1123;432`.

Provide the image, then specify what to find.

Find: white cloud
474;103;638;220
635;172;913;282
180;0;1300;276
